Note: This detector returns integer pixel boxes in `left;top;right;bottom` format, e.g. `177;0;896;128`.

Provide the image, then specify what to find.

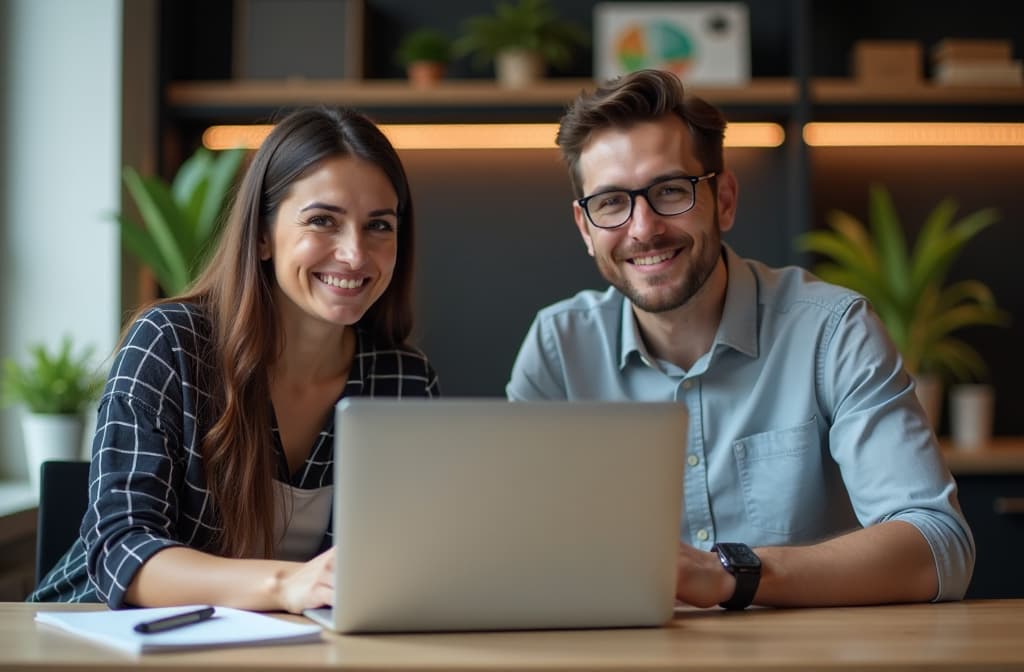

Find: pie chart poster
594;3;750;85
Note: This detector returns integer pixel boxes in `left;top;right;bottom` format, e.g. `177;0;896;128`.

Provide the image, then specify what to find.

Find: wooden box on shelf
852;40;923;85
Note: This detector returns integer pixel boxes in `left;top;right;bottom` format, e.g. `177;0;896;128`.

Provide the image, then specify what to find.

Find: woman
29;107;439;612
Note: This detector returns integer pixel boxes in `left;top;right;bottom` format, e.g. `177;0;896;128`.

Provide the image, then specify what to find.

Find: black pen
133;606;215;634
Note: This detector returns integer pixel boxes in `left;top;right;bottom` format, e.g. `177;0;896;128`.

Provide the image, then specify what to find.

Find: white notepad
35;605;322;654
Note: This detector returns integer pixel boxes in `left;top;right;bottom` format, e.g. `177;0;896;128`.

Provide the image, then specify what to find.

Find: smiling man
506;69;974;609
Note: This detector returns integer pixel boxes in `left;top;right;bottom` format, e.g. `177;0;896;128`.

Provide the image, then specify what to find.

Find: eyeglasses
576;172;718;229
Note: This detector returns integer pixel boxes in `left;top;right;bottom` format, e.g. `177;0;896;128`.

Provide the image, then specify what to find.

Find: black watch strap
712;542;761;610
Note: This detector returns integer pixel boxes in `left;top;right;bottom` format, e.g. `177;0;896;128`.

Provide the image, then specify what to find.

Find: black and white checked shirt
28;302;439;607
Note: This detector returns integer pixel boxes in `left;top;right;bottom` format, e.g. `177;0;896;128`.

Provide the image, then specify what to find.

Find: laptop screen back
323;398;687;633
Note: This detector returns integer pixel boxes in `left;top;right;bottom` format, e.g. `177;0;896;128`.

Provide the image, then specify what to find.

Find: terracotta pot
406;61;446;88
913;374;942;430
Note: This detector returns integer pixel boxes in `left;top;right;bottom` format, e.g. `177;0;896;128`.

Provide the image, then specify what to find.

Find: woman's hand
269;546;336;614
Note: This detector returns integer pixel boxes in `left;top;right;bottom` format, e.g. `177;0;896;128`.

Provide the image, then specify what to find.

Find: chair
35;460;90;585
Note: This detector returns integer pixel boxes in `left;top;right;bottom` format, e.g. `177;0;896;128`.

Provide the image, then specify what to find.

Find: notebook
304;398;687;633
35;605;322;653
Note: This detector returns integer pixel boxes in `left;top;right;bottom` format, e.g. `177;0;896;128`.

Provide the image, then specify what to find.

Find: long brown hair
123;107;416;557
555;69;727;197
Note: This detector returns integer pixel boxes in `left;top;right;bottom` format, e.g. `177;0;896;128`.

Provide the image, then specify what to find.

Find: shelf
166;77;1024;116
941;437;1024;475
812;78;1024;105
164;77;798;118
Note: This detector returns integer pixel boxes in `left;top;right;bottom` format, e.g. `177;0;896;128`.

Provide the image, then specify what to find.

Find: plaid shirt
29;302;439;607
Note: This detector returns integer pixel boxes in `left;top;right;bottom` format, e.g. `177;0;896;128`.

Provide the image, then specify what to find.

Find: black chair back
35;460;90;585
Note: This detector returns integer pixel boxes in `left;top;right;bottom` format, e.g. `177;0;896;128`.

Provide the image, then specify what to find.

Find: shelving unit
165;77;1024;119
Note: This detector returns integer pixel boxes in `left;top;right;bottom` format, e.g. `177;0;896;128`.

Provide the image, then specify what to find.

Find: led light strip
804;122;1024;147
202;122;787;151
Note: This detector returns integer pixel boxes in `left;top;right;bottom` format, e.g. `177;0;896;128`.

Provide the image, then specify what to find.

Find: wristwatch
711;542;762;610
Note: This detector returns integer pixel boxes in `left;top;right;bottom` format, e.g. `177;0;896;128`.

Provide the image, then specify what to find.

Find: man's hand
675;542;735;608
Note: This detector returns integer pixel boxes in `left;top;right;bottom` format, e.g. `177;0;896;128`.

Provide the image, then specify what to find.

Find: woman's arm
124;546;335;613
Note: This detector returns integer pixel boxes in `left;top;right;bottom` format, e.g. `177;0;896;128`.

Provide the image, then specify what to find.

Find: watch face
716;542;761;571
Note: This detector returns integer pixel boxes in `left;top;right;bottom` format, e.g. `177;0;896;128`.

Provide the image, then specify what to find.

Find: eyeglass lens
586;178;696;228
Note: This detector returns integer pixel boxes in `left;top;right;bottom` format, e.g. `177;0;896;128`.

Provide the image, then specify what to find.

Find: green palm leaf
797;185;1006;382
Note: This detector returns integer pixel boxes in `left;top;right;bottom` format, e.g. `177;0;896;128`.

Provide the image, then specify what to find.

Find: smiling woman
28;107;441;613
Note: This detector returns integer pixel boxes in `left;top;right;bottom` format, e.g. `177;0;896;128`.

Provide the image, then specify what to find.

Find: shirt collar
715;243;759;359
617;243;759;370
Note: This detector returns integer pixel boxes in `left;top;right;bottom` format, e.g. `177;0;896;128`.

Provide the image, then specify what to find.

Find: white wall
0;0;122;479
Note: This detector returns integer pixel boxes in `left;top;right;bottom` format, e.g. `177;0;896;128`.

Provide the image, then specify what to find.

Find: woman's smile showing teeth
316;272;367;290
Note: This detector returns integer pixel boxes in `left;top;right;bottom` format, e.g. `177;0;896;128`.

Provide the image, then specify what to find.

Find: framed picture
593;2;750;85
233;0;364;80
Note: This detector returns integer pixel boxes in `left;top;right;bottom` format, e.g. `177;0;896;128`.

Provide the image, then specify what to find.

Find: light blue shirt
507;245;975;601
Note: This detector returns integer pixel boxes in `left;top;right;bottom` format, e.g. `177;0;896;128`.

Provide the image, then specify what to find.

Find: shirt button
735;442;745;457
687;455;700;467
696;529;710;542
682;380;694;390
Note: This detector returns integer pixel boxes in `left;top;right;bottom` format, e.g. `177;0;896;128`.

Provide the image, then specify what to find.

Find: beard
596;225;722;314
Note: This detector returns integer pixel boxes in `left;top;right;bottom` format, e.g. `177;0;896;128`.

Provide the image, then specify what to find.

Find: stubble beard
598;227;722;314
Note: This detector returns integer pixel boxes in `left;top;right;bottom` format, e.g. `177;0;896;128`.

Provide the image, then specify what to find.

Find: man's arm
675;520;937;607
506;314;567;400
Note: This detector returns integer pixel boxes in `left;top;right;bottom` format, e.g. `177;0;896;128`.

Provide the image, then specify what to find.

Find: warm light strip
804;122;1024;147
202;122;786;151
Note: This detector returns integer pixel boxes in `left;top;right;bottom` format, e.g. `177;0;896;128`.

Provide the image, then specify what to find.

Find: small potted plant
396;28;453;88
454;0;589;88
1;336;105;491
796;184;1008;431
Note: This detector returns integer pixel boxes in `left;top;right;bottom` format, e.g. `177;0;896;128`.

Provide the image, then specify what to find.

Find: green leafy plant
116;147;247;296
396;28;453;66
453;0;588;71
796;184;1008;383
1;336;105;415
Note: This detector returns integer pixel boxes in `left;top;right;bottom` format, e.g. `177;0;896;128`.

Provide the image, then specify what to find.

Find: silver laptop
304;398;687;633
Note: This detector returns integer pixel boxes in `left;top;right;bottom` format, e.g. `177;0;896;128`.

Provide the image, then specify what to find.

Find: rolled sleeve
824;299;975;600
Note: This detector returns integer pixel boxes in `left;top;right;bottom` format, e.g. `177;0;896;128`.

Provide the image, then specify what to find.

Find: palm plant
115;147;246;296
796;184;1007;383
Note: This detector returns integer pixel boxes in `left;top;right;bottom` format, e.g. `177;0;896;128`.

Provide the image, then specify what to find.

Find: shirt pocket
733;417;823;537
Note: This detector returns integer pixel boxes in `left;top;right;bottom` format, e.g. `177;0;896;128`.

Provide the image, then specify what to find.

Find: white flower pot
21;413;85;493
495;49;544;88
949;384;995;450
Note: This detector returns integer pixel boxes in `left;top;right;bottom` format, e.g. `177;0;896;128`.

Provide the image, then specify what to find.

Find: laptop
304;398;687;633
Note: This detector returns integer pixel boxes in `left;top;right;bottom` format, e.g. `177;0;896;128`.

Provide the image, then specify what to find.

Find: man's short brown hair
556;69;727;197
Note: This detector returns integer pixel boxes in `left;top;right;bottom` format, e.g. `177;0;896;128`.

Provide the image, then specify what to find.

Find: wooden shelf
165;77;798;113
165;77;1024;115
942;437;1024;475
812;78;1024;105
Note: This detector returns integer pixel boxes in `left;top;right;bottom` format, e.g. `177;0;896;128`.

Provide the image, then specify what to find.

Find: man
506;69;973;609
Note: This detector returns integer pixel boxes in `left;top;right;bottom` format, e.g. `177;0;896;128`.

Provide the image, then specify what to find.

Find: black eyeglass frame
576;171;719;229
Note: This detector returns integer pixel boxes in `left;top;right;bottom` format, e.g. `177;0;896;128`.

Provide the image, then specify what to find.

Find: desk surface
6;600;1024;671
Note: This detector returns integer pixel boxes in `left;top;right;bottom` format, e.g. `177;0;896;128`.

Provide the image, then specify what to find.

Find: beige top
272;481;332;561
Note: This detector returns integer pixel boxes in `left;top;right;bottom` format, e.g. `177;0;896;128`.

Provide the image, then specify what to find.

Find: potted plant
454;0;589;88
796;184;1008;429
116;146;247;296
396;28;453;88
1;336;105;491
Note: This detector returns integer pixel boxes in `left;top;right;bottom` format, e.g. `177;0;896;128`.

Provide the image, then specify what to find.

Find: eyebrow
586;171;689;196
300;202;398;218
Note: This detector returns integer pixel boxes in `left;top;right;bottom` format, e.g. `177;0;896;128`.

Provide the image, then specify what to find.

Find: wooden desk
5;600;1024;671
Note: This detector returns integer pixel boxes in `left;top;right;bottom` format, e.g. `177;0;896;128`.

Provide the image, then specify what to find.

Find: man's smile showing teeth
316;273;366;289
630;250;678;266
